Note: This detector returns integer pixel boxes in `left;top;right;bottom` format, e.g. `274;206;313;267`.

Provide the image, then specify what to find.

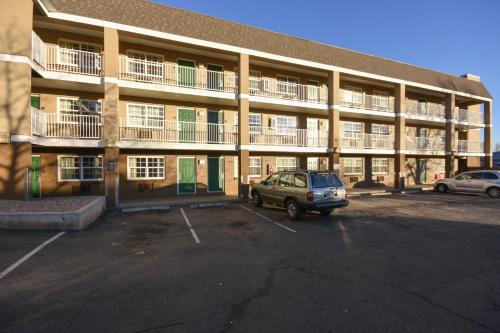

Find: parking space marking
0;232;65;281
395;209;422;217
238;204;297;233
180;208;201;244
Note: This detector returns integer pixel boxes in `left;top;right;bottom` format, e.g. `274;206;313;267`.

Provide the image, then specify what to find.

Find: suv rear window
310;173;342;188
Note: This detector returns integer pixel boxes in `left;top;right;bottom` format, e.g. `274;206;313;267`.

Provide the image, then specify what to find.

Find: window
307;80;320;102
277;75;298;95
276;157;297;172
455;172;481;180
58;156;103;181
343;86;363;105
311;173;342;188
480;172;499;180
127;103;164;128
128;156;165;180
249;71;261;92
57;97;102;123
249;157;262;177
249;113;262;133
265;173;280;185
343;158;362;175
342;121;363;139
278;173;294;187
372;124;390;136
271;116;297;135
307;157;320;171
372;90;389;109
294;173;307;188
57;40;102;67
126;50;164;77
372;158;389;175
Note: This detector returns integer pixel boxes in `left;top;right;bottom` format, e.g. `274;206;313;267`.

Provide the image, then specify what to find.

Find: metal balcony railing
405;99;446;121
31;107;102;139
340;134;395;150
249;126;328;147
339;89;395;112
249;78;328;104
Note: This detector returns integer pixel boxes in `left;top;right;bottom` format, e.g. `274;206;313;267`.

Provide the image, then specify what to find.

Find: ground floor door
307;157;320;171
178;108;196;143
31;155;41;198
208;157;224;192
178;157;196;194
207;110;224;143
417;159;427;184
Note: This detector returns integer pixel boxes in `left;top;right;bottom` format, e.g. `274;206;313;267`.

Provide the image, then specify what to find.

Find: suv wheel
436;184;448;193
252;192;263;207
487;187;500;198
286;199;301;220
320;209;332;217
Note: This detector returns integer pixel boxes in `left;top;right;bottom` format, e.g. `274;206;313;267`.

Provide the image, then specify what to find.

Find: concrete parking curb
348;187;433;198
121;205;171;213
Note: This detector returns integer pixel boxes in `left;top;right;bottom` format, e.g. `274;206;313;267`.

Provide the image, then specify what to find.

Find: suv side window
456;173;472;180
481;172;499;180
278;173;294;187
294;173;307;188
266;173;280;185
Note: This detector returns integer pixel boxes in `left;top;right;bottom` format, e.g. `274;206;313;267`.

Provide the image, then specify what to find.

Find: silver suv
434;170;500;198
250;171;349;220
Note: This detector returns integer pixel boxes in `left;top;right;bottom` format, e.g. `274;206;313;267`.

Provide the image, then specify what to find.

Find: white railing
339;89;395;112
406;137;445;152
119;118;238;144
31;31;47;68
457;140;484;154
31;107;102;139
45;45;102;76
249;78;328;104
340;134;395;150
119;56;238;93
454;108;483;125
249;126;328;147
406;99;446;120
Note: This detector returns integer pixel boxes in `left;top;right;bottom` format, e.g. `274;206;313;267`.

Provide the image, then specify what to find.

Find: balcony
405;99;445;122
31;107;102;140
406;137;445;154
456;140;484;154
454;108;484;126
249;78;328;106
118;118;238;149
340;134;395;151
118;56;238;95
339;90;395;113
31;32;102;77
249;126;328;151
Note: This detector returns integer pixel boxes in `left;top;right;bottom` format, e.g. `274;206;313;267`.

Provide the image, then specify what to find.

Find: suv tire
320;209;332;217
252;192;263;207
487;187;500;198
436;184;448;193
286;199;302;220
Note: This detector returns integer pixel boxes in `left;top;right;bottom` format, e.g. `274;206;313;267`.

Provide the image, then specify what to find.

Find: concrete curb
119;198;244;212
0;197;106;231
121;205;171;213
348;187;433;198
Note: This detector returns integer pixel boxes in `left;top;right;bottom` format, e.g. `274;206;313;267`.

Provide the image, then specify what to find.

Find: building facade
0;0;494;206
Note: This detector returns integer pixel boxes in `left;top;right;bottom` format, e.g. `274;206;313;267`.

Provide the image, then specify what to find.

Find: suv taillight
307;191;314;201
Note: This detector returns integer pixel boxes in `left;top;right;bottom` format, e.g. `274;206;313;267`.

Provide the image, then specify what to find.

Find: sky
154;0;499;148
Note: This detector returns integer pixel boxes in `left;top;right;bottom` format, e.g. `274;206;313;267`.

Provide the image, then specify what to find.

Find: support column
445;93;456;177
238;53;250;199
0;0;33;199
484;101;493;168
327;71;340;173
394;83;406;189
103;27;120;207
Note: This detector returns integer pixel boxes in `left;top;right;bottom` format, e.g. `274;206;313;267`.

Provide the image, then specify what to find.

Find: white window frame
57;155;103;182
249;113;262;134
126;50;164;77
343;158;363;176
372;124;390;137
307;157;320;171
344;86;363;105
57;97;102;124
271;116;297;136
127;156;165;180
342;121;363;139
249;71;262;93
126;103;165;129
307;80;320;102
56;39;102;67
249;157;262;177
372;158;389;175
276;75;299;96
372;90;389;108
276;157;297;172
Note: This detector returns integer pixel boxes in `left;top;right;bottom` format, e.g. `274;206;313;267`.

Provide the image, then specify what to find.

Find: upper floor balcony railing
118;118;238;145
405;99;446;121
31;107;102;139
454;108;484;126
340;133;395;150
119;56;238;93
339;89;395;113
249;126;328;147
31;32;102;76
456;140;484;154
406;136;445;152
249;78;328;105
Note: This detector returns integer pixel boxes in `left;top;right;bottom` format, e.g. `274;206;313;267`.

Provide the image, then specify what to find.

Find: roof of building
44;0;492;99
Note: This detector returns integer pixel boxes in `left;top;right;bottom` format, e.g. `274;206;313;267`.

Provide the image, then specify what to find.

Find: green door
178;108;196;143
207;64;223;91
418;159;427;184
178;59;195;87
208;157;224;192
207;111;224;143
31;95;40;109
31;156;41;198
178;157;196;194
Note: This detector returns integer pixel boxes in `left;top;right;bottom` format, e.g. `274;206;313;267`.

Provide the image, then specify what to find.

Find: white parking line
238;204;297;233
180;208;201;244
0;232;65;281
395;209;422;217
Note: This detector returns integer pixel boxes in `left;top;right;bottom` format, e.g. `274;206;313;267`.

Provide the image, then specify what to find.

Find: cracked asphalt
1;192;499;333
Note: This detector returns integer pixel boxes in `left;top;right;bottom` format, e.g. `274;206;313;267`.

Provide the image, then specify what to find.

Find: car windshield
310;173;342;188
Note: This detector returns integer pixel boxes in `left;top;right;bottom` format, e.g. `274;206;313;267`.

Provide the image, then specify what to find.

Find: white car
434;170;500;198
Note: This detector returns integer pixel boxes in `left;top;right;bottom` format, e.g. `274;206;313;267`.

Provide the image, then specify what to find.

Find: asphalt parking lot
1;192;499;333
